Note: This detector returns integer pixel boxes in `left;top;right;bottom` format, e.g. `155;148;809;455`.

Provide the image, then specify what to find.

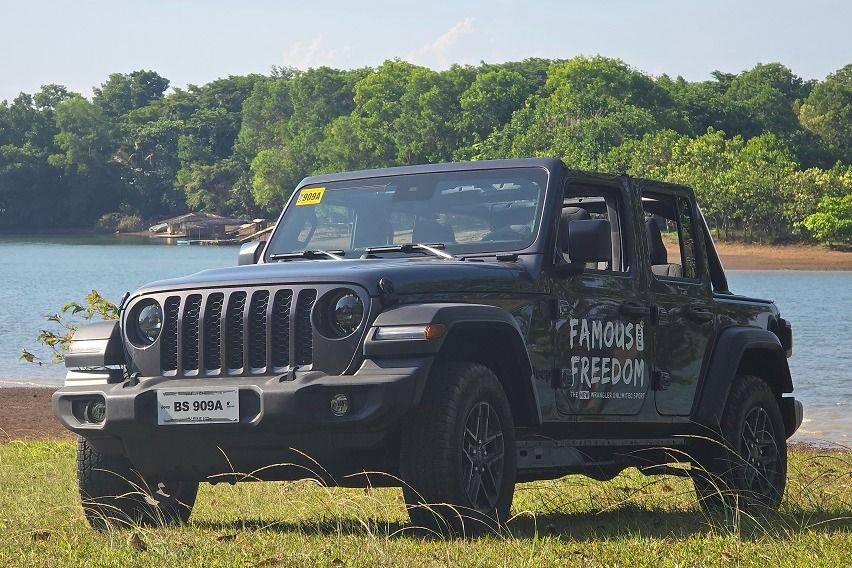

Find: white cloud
282;35;352;70
407;17;477;69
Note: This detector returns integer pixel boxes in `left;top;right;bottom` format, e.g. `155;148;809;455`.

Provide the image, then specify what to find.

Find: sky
1;0;850;102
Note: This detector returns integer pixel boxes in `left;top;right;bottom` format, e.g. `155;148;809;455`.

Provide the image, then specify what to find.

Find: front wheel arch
434;322;540;427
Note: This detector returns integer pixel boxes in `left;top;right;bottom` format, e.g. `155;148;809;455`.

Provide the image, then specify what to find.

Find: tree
799;64;852;163
725;63;808;136
803;194;852;244
50;95;115;172
0;58;850;240
94;70;170;117
457;70;530;149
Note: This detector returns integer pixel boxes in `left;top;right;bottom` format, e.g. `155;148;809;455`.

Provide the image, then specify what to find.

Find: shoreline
0;387;845;451
3;232;852;270
714;242;852;271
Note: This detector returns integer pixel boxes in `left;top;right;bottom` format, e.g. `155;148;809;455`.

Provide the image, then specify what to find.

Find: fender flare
364;303;542;425
692;326;792;430
64;320;125;369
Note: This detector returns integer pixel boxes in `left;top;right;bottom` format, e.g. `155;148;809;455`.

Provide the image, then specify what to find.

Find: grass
0;441;850;567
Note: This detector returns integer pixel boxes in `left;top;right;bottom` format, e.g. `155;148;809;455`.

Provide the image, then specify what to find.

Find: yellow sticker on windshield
296;187;325;206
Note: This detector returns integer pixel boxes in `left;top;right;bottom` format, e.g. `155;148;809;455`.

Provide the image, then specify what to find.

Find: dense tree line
1;58;850;243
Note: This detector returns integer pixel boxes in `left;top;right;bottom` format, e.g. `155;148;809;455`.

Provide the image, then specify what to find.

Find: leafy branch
20;290;118;365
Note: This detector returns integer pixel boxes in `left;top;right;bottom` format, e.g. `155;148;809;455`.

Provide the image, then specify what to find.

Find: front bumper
53;358;432;483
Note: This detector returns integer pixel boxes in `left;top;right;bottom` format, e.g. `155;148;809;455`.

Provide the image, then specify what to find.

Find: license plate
157;388;239;425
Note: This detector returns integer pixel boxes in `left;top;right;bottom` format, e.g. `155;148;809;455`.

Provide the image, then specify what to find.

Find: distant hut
149;212;250;241
237;218;273;242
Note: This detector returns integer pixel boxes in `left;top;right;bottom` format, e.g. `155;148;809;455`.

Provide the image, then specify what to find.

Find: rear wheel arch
694;327;792;430
737;346;793;396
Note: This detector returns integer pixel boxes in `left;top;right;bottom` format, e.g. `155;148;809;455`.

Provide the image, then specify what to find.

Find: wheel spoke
483;431;503;450
481;406;490;443
462;448;475;466
756;410;768;440
484;450;504;467
744;461;757;488
475;404;485;442
464;427;478;445
465;461;477;500
481;464;499;506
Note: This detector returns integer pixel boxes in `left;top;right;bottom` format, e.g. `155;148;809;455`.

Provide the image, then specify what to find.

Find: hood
133;256;544;298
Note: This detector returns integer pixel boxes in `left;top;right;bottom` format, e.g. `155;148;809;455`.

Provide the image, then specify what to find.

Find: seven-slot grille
156;288;317;376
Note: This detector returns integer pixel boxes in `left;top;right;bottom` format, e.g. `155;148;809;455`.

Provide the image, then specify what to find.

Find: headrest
561;206;591;222
645;219;668;265
413;217;455;244
563;219;612;263
354;216;392;247
490;202;535;228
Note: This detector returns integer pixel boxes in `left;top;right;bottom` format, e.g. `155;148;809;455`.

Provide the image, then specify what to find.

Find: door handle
620;302;651;319
685;307;714;324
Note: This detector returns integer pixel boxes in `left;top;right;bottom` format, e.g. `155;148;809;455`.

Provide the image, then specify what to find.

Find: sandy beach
0;388;71;441
715;242;852;271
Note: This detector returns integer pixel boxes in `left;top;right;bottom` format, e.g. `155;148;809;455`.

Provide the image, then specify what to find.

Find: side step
516;437;688;478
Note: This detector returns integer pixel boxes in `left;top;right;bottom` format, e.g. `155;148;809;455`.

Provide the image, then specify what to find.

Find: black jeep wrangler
54;158;802;533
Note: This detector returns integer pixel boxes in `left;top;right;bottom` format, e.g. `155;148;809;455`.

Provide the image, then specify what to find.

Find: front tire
77;438;198;529
400;362;517;536
691;374;787;511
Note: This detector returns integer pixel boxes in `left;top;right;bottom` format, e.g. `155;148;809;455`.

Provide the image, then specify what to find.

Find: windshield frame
261;164;555;263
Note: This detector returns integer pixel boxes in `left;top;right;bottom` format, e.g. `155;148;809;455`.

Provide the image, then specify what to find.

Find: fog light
85;399;106;423
330;393;349;417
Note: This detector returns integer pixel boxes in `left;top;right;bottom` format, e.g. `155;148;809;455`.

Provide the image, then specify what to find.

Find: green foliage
799;64;852;163
93;70;169;117
803;194;852;244
20;290;118;364
1;58;851;242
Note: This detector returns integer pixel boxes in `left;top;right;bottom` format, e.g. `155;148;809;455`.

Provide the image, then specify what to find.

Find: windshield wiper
361;243;455;260
269;250;345;261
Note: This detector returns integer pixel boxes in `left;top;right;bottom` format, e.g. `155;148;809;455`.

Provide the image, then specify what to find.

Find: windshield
265;168;548;259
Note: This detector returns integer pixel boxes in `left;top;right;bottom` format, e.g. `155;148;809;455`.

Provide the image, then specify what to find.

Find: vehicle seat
561;207;610;269
482;203;533;243
354;216;393;248
413;217;456;244
645;219;683;277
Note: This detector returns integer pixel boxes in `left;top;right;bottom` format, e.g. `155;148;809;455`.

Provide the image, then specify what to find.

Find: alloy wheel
739;406;780;496
461;401;505;510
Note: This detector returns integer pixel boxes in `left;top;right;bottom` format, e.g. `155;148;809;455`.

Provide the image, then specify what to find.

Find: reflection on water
1;236;849;444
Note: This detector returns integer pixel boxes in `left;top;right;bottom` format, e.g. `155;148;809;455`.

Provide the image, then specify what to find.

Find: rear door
640;186;717;415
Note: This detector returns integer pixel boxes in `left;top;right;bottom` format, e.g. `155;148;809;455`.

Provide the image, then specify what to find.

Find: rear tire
77;437;198;529
691;374;787;512
400;362;516;536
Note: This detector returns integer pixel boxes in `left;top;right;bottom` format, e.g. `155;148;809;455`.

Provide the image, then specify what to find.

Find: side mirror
559;218;612;264
238;241;265;266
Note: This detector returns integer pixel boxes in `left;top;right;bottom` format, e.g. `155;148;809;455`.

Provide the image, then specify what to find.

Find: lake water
1;236;849;445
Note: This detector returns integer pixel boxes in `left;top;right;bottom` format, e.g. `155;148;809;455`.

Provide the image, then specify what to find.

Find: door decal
563;317;647;401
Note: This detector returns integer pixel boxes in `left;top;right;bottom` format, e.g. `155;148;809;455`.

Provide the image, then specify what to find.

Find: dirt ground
715;242;852;270
0;388;71;442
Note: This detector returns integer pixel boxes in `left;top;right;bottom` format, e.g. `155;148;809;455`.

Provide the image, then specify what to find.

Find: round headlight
330;293;363;337
135;301;163;346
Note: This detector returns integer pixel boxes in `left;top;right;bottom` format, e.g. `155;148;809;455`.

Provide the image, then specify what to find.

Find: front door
640;188;717;415
552;182;653;416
